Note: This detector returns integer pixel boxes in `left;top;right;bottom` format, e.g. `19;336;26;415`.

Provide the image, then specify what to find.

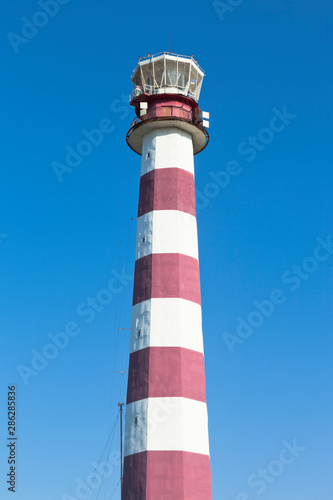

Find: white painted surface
130;298;204;354
124;398;148;457
136;210;199;260
141;128;194;176
124;397;210;457
135;212;153;260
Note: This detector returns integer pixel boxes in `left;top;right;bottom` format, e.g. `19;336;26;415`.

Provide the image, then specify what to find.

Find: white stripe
124;397;210;457
130;298;204;354
141;128;194;177
136;210;199;260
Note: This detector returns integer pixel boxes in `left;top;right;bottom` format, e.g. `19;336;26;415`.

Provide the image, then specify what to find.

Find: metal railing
128;105;204;130
130;86;197;103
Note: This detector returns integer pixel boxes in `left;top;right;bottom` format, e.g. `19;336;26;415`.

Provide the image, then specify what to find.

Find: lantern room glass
131;53;205;102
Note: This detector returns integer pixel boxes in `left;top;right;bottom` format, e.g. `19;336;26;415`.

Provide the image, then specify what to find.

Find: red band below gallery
138;167;196;218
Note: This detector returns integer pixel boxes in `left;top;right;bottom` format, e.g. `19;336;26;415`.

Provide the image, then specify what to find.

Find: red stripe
138;168;196;217
123;450;212;500
126;347;206;404
123;451;146;499
133;253;201;306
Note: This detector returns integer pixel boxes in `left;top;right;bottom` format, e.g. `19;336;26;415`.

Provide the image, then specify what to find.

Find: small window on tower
146;151;150;159
137;329;142;338
142;236;146;244
134;416;138;425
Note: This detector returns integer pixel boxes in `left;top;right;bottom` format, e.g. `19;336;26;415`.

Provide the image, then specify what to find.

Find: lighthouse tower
123;52;212;500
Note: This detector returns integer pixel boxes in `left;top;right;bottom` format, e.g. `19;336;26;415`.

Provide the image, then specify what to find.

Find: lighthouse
123;52;212;499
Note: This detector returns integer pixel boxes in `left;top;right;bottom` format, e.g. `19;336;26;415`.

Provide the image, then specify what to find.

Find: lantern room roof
131;52;205;103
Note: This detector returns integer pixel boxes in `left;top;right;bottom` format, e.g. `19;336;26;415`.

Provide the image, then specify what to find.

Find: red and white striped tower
123;52;211;500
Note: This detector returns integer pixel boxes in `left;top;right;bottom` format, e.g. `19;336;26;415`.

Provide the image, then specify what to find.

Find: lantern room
131;52;205;102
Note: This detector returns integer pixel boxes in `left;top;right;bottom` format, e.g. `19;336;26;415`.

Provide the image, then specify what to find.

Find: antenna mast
118;402;124;497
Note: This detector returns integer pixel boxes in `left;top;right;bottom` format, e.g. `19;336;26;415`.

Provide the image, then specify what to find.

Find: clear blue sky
1;1;332;499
